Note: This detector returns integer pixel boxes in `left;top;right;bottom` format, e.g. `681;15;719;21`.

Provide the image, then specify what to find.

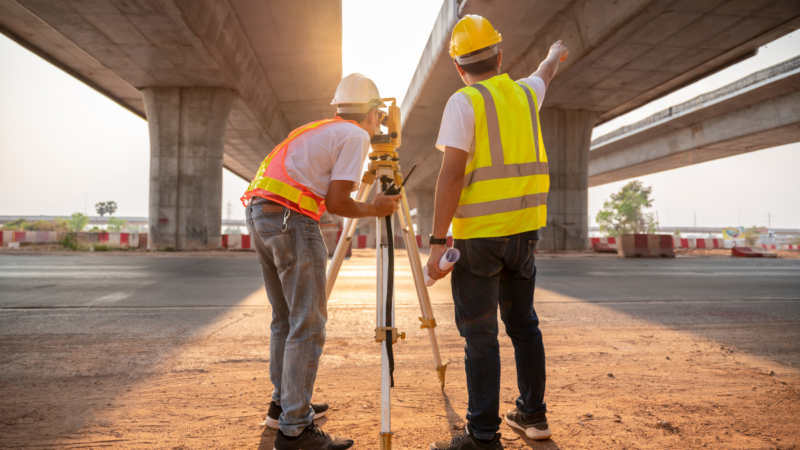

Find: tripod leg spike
380;432;393;450
437;359;450;390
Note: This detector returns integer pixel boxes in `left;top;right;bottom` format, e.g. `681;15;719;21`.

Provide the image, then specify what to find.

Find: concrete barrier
593;242;617;253
784;244;800;250
222;234;252;250
590;237;617;246
671;238;725;249
696;238;724;249
732;246;777;258
92;232;141;248
617;234;675;258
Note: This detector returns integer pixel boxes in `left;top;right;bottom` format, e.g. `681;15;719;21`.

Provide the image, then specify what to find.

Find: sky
0;1;798;229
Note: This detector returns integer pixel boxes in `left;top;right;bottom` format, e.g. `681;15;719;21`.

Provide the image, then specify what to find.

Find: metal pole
377;243;392;450
396;190;449;389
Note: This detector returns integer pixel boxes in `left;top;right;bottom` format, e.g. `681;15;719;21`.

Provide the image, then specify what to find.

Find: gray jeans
246;198;328;436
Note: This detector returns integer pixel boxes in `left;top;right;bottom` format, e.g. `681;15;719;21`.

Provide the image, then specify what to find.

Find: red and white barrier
590;237;617;245
761;244;779;250
784;244;800;250
593;242;617;253
1;231;141;248
617;234;675;258
670;238;725;249
695;238;724;249
222;234;252;250
732;246;777;258
97;232;140;248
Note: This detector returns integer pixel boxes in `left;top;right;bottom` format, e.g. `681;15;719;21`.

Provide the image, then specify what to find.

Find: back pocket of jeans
520;239;539;279
466;238;509;277
264;229;296;271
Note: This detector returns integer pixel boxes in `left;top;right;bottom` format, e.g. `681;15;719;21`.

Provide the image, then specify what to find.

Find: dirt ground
1;249;798;449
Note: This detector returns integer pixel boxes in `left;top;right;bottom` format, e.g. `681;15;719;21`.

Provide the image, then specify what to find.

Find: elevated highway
399;0;800;250
0;0;342;249
589;55;800;186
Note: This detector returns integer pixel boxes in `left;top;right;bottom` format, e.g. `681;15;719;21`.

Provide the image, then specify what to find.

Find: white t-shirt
436;76;546;160
283;121;370;197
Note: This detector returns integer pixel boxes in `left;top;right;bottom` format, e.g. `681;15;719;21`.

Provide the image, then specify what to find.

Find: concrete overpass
0;0;342;249
589;55;800;185
398;0;800;250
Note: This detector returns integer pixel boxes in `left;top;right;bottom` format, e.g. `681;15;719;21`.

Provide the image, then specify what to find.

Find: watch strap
429;235;448;246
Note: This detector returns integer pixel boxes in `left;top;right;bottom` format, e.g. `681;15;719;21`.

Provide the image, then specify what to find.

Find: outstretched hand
550;40;569;62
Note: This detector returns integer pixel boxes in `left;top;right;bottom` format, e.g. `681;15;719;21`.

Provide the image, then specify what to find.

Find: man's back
284;121;370;198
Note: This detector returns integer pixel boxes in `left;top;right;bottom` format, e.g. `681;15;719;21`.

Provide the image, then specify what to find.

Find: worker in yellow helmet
426;15;568;450
242;73;401;450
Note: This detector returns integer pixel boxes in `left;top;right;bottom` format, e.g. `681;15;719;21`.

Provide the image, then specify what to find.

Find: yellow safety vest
452;73;549;239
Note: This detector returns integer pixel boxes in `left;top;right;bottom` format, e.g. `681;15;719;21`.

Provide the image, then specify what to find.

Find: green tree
596;180;659;237
68;213;90;232
2;218;28;230
673;228;681;239
743;226;764;246
107;217;127;232
95;201;118;217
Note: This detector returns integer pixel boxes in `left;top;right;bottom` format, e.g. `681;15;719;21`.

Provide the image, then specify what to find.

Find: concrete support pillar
539;108;597;251
414;190;435;248
142;87;235;250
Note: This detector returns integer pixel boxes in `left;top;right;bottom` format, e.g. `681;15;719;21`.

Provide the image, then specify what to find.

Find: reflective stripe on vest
452;74;549;239
241;117;358;220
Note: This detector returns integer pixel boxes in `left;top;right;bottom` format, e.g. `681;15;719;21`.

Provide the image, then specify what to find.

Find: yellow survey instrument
325;98;450;450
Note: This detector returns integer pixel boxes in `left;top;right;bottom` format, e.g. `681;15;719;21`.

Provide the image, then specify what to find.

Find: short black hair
457;49;500;75
336;106;377;124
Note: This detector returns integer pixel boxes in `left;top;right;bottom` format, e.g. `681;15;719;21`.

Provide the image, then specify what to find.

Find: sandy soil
1;249;798;449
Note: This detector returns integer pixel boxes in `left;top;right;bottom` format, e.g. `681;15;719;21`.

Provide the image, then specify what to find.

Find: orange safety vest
240;117;360;221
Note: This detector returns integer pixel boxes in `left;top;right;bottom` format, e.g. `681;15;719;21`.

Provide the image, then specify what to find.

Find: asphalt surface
1;252;799;448
1;253;798;308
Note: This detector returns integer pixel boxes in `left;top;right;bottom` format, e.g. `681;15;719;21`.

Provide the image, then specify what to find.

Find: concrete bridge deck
589;55;800;186
398;0;800;250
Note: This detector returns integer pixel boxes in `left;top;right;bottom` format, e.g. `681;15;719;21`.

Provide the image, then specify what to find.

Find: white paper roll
422;248;460;286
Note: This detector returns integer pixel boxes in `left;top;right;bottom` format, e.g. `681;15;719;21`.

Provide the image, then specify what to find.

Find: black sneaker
504;409;551;440
261;401;330;428
273;423;353;450
430;425;503;450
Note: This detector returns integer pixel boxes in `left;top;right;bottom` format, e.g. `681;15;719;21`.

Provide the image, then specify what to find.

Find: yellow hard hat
449;15;502;62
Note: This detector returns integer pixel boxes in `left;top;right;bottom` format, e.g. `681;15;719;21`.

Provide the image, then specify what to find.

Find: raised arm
531;40;569;88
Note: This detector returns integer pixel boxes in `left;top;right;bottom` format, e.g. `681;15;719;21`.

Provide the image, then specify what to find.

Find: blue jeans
246;199;328;436
451;229;546;440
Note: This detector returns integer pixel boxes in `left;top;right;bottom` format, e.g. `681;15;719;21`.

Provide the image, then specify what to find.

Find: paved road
1;252;799;448
1;253;798;308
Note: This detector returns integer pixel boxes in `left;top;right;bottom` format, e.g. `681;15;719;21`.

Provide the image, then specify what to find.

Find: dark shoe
504;409;551;440
273;423;353;450
430;425;503;450
261;401;330;428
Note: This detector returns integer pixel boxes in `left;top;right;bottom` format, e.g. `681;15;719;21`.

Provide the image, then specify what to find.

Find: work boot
504;409;551;440
429;424;503;450
260;400;330;428
273;423;353;450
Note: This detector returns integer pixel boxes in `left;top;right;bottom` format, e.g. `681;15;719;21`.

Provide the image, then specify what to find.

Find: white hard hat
331;73;386;113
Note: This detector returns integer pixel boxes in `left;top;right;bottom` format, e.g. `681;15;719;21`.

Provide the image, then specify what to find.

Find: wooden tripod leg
325;181;372;300
396;190;450;389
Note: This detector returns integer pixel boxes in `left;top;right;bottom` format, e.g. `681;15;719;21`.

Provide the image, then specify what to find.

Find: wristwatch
429;235;448;246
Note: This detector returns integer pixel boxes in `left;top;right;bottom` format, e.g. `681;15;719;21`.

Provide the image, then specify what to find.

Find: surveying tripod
325;98;448;450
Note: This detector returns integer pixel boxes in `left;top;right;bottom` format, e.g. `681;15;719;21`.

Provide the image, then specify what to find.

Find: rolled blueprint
422;248;460;287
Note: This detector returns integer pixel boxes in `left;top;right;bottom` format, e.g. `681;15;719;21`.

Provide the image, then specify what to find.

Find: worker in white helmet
241;73;401;450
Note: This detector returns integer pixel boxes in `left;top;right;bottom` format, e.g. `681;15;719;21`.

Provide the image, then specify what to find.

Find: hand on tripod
373;192;401;217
